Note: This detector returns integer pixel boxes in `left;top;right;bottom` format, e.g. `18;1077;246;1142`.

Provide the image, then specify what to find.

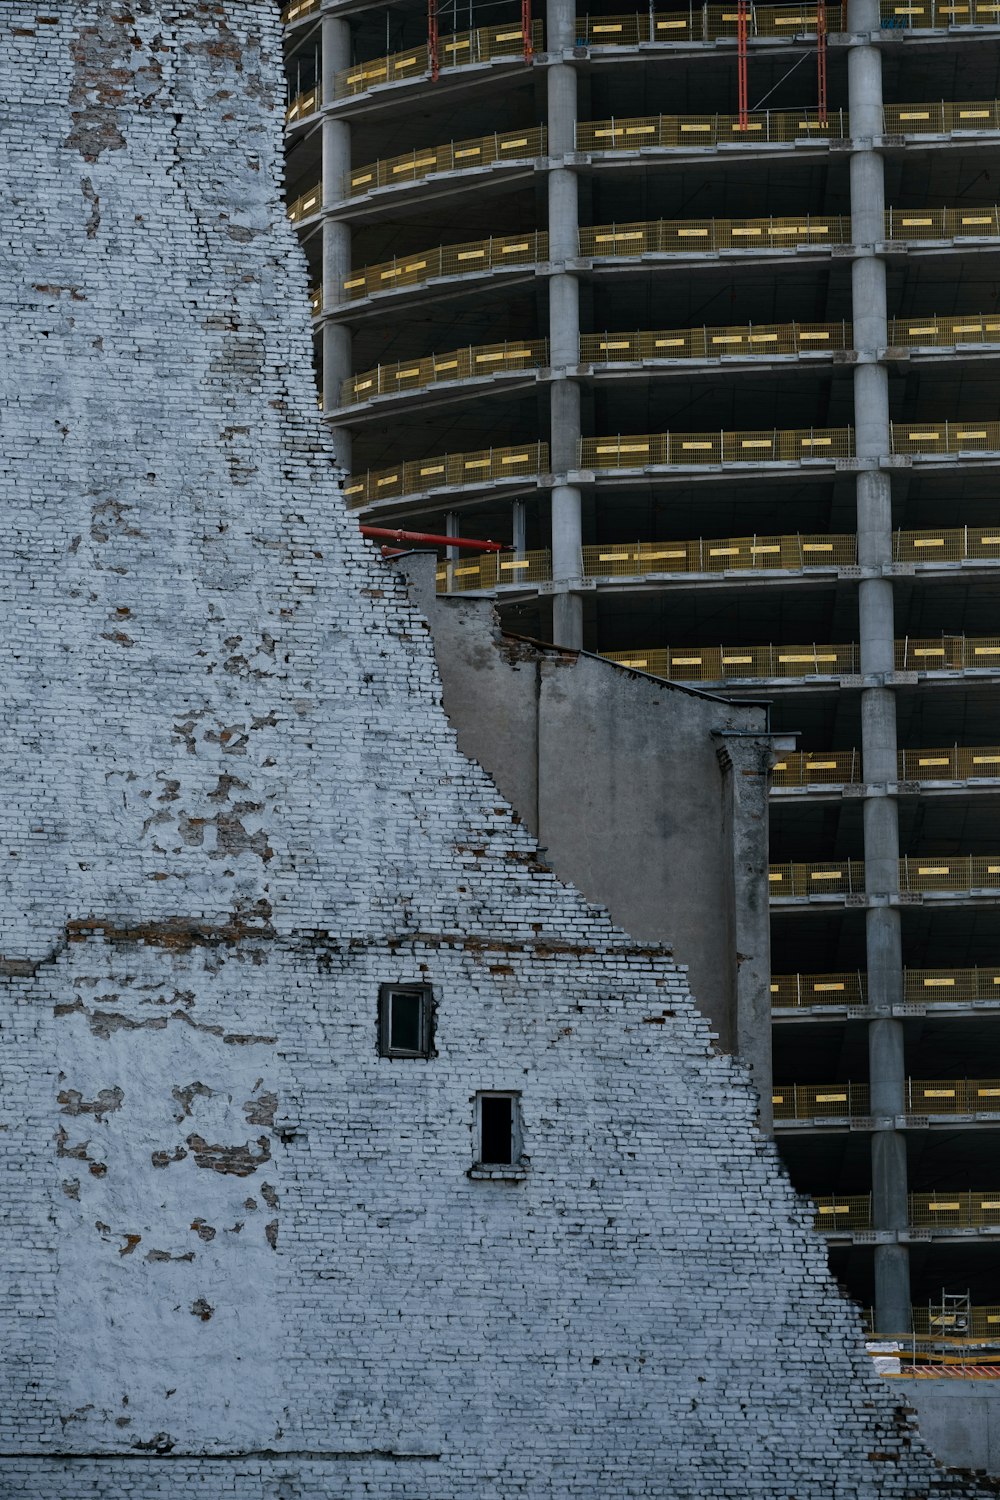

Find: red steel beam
522;0;534;61
817;0;828;126
737;0;749;130
428;0;440;82
360;525;506;552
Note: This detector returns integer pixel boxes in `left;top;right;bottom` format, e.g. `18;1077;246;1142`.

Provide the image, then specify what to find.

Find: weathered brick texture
0;3;989;1494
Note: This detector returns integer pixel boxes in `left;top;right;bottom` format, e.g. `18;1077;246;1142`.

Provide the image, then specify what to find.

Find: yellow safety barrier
771;972;868;1006
900;855;1000;892
771;1082;870;1120
286;86;320;125
891;420;1000;454
895;636;1000;669
813;1196;873;1230
895;525;1000;559
581;321;850;361
910;1192;1000;1227
771;751;863;786
288;182;322;224
281;0;319;23
910;1306;1000;1337
581;215;850;255
773;743;1000;786
341;230;548;301
891;312;1000;345
775;1078;1000;1121
772;967;1000;1006
577;108;846;150
884;100;1000;133
581;428;854;466
605;636;1000;683
768;861;867;896
899;745;1000;778
348;127;546;197
885;205;1000;239
575;4;843;44
435;550;552;593
880;0;1000;26
582;533;856;575
334;21;542;99
907;1078;1000;1113
342;340;549;406
343;443;549;508
602;643;860;681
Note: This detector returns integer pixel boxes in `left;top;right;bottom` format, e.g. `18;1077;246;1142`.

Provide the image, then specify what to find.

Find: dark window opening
378;983;433;1058
479;1094;515;1165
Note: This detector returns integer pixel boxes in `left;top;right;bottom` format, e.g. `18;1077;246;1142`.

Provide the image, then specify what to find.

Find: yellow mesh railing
884;101;1000;132
334;21;542;98
895;525;1000;559
813;1196;873;1230
891;420;1000;455
348;126;547;196
288;182;322;224
884;206;1000;239
907;1079;1000;1113
581;215;850;255
900;855;1000;892
343;443;549;508
772;1083;870;1120
769;861;867;896
435;550;552;592
605;637;1000;682
769;857;1000;896
772;967;1000;1007
602;644;860;680
880;0;1000;26
891;313;1000;345
771;972;868;1007
576;4;843;44
773;744;1000;786
582;534;856;575
342;231;548;301
282;0;319;24
895;636;1000;669
910;1192;1000;1227
910;1307;1000;1337
577;108;846;150
581;429;853;466
286;86;320;125
899;746;1000;778
581;321;850;361
342;340;549;406
771;751;863;786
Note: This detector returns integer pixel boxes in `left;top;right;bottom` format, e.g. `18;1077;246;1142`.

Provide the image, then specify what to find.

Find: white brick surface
0;3;986;1493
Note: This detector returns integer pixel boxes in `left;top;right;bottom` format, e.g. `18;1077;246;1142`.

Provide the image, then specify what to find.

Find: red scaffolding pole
736;0;749;130
522;0;534;61
428;0;440;82
816;0;828;126
360;525;506;552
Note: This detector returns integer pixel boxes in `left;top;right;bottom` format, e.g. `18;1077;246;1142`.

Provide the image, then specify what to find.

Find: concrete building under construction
282;0;1000;1342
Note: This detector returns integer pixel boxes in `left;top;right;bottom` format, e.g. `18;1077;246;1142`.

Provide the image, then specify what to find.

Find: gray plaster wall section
0;1;991;1493
900;1383;1000;1475
404;563;773;1105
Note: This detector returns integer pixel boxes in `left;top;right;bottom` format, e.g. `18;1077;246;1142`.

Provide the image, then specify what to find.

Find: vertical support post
817;0;828;125
512;500;527;559
848;0;910;1339
321;15;354;474
428;0;440;83
522;0;534;61
445;511;459;592
737;0;749;130
547;0;583;648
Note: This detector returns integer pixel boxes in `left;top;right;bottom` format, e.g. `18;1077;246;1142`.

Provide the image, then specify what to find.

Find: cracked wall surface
0;2;993;1494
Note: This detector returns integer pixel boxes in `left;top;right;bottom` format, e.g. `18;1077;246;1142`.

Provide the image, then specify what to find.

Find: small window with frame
378;983;433;1059
475;1091;522;1167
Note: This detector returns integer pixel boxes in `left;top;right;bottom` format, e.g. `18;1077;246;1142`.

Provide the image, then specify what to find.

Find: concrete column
512;501;526;559
321;16;353;472
546;0;583;648
849;0;911;1337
